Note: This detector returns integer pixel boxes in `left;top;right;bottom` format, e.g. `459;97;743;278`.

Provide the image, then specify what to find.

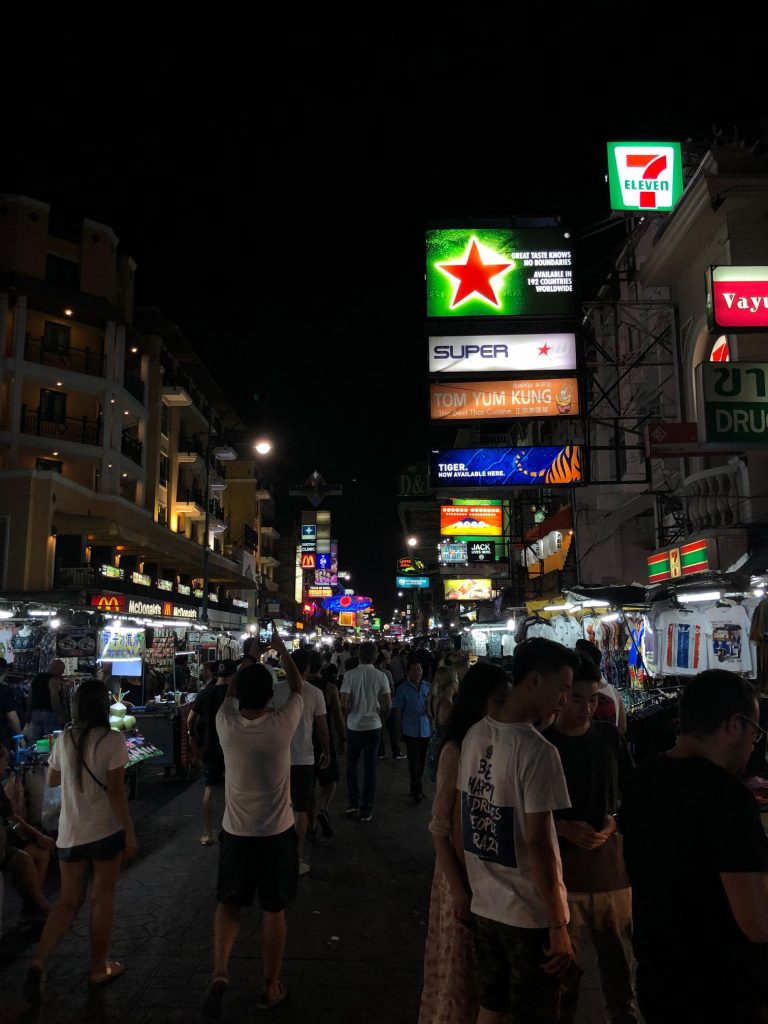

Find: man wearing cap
189;659;237;845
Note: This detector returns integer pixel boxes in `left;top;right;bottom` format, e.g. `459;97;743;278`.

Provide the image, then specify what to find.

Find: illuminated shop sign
91;594;127;612
444;579;493;601
339;612;357;627
307;586;333;598
429;334;577;374
426;229;573;318
396;576;429;589
169;604;198;620
301;540;316;553
429;378;579;421
321;594;373;612
439;542;468;564
156;579;173;591
126;598;163;616
100;628;145;661
131;571;151;587
301;525;317;539
607;142;683;212
468;541;496;562
707;266;768;331
697;362;768;445
177;583;191;595
316;553;332;570
301;553;317;569
431;447;582;487
647;539;713;583
440;505;503;537
397;558;426;574
100;564;123;580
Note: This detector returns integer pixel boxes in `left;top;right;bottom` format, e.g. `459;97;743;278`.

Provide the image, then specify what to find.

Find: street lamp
407;536;418;547
254;440;272;455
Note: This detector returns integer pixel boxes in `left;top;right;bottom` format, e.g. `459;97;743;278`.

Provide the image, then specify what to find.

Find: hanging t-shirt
641;614;657;677
581;615;600;645
459;717;571;928
525;620;556;642
705;603;753;675
501;632;516;657
551;615;582;649
653;609;712;675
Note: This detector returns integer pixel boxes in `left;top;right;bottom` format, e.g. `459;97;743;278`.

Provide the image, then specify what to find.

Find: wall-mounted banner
607;142;683;212
707;266;768;331
444;579;493;601
396;576;430;589
426;229;573;318
440;505;503;537
468;540;496;562
697;362;768;445
429;334;577;374
648;539;714;583
430;378;579;421
431;447;582;487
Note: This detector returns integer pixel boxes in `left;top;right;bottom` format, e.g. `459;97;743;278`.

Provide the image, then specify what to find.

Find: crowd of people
4;631;768;1022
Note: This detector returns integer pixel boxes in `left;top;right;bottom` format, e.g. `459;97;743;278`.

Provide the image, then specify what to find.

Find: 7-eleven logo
608;142;683;212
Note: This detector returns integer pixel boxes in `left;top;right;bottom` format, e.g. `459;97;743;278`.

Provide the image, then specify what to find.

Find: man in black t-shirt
619;669;768;1024
188;660;236;846
543;654;638;1024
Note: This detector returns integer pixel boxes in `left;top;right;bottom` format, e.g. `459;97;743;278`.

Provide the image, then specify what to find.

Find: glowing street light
254;440;272;455
407;536;418;547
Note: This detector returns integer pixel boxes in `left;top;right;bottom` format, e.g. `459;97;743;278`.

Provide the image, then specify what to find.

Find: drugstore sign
647;539;713;583
697;362;768;445
707;266;768;331
607;142;683;212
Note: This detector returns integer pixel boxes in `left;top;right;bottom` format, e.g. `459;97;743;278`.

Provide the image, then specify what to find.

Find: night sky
4;15;767;612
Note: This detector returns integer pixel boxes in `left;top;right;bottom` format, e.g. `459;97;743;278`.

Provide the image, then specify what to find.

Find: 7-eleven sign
607;142;683;212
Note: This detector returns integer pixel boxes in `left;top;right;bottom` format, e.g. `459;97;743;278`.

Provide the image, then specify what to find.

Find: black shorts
58;830;126;863
472;913;560;1015
290;765;315;812
203;753;225;787
216;827;298;912
315;759;340;786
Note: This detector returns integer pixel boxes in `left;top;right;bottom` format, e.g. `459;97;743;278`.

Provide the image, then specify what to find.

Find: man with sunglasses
619;669;768;1024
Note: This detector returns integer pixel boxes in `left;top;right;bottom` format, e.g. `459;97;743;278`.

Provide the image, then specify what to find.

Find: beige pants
559;888;639;1024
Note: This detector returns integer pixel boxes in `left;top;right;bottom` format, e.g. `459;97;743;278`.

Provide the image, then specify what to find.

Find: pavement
0;756;617;1023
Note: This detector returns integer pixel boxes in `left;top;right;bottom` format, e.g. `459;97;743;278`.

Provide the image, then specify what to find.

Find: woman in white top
24;678;138;1003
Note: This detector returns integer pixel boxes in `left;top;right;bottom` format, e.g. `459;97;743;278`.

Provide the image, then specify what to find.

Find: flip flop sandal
89;961;126;987
257;981;288;1010
200;835;214;846
202;977;229;1019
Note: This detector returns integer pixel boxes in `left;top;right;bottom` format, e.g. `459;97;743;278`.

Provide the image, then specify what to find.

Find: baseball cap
218;659;238;677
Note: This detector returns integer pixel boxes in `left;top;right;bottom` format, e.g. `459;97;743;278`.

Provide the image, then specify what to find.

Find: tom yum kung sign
707;267;768;331
430;379;579;421
697;363;768;445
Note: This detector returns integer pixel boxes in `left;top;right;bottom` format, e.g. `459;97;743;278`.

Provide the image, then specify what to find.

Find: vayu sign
697;362;768;445
607;142;683;212
707;266;768;331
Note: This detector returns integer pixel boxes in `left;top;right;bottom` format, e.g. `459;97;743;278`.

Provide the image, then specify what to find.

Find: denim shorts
58;829;126;862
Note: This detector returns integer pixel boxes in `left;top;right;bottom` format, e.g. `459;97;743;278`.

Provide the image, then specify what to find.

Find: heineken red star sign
426;229;574;318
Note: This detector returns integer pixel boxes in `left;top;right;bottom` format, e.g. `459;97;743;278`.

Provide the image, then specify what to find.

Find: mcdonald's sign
301;553;316;569
90;594;127;613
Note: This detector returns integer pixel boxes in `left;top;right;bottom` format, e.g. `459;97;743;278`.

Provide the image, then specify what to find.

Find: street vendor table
133;701;194;778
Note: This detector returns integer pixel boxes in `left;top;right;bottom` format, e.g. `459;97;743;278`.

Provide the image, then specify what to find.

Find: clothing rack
623;686;682;762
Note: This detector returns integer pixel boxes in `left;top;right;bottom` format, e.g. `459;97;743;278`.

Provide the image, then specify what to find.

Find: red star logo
437;238;514;309
538;343;551;356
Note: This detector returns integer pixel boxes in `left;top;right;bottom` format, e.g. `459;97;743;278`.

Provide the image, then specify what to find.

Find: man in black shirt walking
543;653;637;1024
619;669;768;1024
188;660;236;846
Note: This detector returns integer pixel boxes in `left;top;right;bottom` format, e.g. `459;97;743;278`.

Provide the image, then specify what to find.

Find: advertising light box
439;542;468;564
429;333;577;374
707;266;768;331
444;579;493;601
468;540;496;562
396;576;430;589
607;142;683;212
431;447;582;488
426;229;573;318
430;378;579;421
440;505;503;537
697;362;768;446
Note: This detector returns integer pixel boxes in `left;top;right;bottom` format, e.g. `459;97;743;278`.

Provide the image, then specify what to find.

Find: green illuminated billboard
606;142;684;212
426;228;573;318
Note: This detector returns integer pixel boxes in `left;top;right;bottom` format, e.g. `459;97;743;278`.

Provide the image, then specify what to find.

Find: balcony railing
121;431;143;465
24;336;105;378
123;371;145;404
21;406;102;446
176;486;206;507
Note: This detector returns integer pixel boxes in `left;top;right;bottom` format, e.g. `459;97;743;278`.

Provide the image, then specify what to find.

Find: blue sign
316;553;331;570
301;524;317;539
396;576;429;589
430;446;582;488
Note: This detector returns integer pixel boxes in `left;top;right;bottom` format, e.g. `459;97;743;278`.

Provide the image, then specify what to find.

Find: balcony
684;462;748;533
175;486;206;520
20;406;102;446
24;336;105;378
123;370;145;404
121;431;143;466
56;566;97;588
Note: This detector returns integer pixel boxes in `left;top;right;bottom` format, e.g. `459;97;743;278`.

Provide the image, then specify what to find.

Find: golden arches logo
91;595;125;612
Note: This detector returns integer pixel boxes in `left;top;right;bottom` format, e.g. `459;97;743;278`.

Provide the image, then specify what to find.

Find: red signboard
301;553;316;569
90;594;126;612
708;266;768;331
645;421;736;458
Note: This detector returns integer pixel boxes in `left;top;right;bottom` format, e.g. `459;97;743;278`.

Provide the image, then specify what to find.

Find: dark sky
4;14;767;611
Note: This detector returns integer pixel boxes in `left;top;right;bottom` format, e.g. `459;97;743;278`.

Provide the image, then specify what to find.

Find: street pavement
1;756;614;1023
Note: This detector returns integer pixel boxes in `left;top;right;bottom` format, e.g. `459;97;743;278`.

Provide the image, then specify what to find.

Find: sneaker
378;753;387;759
344;806;359;816
298;860;311;876
317;809;334;837
202;977;228;1019
360;811;373;822
394;753;407;760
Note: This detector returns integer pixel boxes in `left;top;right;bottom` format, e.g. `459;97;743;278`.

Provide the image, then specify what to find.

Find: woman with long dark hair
419;662;512;1024
23;678;138;1003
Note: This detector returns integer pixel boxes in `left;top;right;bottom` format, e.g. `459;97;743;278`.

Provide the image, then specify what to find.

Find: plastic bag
41;784;62;833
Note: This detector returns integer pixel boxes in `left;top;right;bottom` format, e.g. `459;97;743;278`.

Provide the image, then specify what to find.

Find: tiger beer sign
430;446;582;488
91;594;127;612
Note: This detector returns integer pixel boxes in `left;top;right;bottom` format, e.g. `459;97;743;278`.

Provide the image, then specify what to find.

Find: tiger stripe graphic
514;445;580;484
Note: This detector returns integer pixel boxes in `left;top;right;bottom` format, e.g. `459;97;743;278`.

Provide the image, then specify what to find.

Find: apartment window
160;405;170;437
42;321;71;356
36;458;63;473
45;254;79;290
157;504;167;526
159;453;169;487
39;388;67;423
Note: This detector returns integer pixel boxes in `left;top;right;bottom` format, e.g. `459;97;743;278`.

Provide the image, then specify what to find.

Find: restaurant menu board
56;628;97;659
99;629;146;662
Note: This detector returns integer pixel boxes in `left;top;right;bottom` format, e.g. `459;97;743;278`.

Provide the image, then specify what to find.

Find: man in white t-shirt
340;641;391;822
459;637;579;1023
272;649;330;876
203;627;303;1017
